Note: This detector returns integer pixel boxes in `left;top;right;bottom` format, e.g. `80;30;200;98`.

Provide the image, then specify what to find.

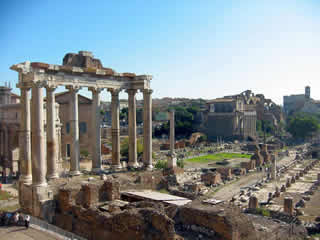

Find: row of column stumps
18;82;154;187
248;159;320;216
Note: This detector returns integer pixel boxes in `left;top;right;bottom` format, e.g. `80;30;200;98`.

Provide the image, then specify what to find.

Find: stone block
101;180;120;201
201;172;222;186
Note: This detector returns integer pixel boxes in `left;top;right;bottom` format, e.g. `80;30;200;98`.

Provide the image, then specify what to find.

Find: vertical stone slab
90;87;102;172
46;86;59;179
19;85;32;183
284;197;293;215
143;89;153;170
248;195;258;209
108;88;121;169
127;89;138;168
67;86;81;175
31;83;47;187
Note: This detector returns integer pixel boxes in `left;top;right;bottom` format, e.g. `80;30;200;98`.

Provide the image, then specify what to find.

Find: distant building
203;91;257;141
203;90;284;141
283;86;320;115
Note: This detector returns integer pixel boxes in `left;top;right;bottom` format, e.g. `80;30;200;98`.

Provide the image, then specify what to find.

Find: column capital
126;89;137;95
16;82;31;90
46;85;57;92
108;88;121;96
88;87;103;93
32;81;46;88
66;85;81;92
143;89;153;95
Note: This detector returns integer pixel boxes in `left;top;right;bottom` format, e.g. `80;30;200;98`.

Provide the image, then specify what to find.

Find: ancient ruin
10;51;154;216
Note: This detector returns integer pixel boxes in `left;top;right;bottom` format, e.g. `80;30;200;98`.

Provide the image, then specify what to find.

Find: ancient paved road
0;226;63;240
212;171;265;201
212;154;296;201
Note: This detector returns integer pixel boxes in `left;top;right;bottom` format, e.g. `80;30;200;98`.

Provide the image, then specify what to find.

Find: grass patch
186;153;251;163
158;188;169;194
0;190;13;201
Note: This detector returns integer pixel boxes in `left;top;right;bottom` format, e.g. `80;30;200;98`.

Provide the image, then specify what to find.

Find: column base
47;173;59;180
128;162;139;168
111;164;122;170
69;170;81;176
32;182;48;188
19;174;32;184
91;168;102;173
144;164;153;171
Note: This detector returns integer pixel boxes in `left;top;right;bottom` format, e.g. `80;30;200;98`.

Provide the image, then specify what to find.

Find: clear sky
1;0;320;104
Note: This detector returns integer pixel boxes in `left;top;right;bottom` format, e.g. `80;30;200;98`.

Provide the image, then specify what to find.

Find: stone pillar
3;126;9;178
67;86;81;175
317;173;320;182
168;110;177;168
90;87;102;172
127;89;138;168
143;89;153;170
271;155;276;180
108;89;121;169
46;86;59;179
31;83;47;187
248;195;258;209
19;86;32;183
284;197;293;215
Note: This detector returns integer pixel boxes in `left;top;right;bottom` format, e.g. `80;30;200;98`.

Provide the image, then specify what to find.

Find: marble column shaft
19;87;32;183
169;110;175;154
68;87;81;175
90;88;102;172
109;89;121;169
143;89;153;169
46;87;58;179
31;84;47;187
3;126;9;165
127;89;138;167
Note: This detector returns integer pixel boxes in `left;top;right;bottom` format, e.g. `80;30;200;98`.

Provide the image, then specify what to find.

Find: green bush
177;159;184;168
256;208;270;217
80;149;89;157
155;160;168;169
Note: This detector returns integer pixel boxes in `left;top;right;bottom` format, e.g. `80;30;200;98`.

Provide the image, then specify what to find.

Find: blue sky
1;0;320;104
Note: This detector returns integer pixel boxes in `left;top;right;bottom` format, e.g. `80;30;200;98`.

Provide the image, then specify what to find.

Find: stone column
67;86;81;175
90;87;102;172
3;126;9;174
19;86;32;183
143;89;153;170
127;89;138;168
31;83;47;187
168;110;177;168
284;197;293;215
46;86;59;179
108;89;121;169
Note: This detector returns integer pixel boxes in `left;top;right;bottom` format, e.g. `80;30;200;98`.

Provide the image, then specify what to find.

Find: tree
287;114;319;140
120;137;143;160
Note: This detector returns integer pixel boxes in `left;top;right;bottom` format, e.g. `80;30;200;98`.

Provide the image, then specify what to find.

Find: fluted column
19;86;32;183
127;89;138;168
67;86;81;175
46;86;59;179
143;89;153;170
89;87;102;172
31;83;47;187
108;88;121;169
